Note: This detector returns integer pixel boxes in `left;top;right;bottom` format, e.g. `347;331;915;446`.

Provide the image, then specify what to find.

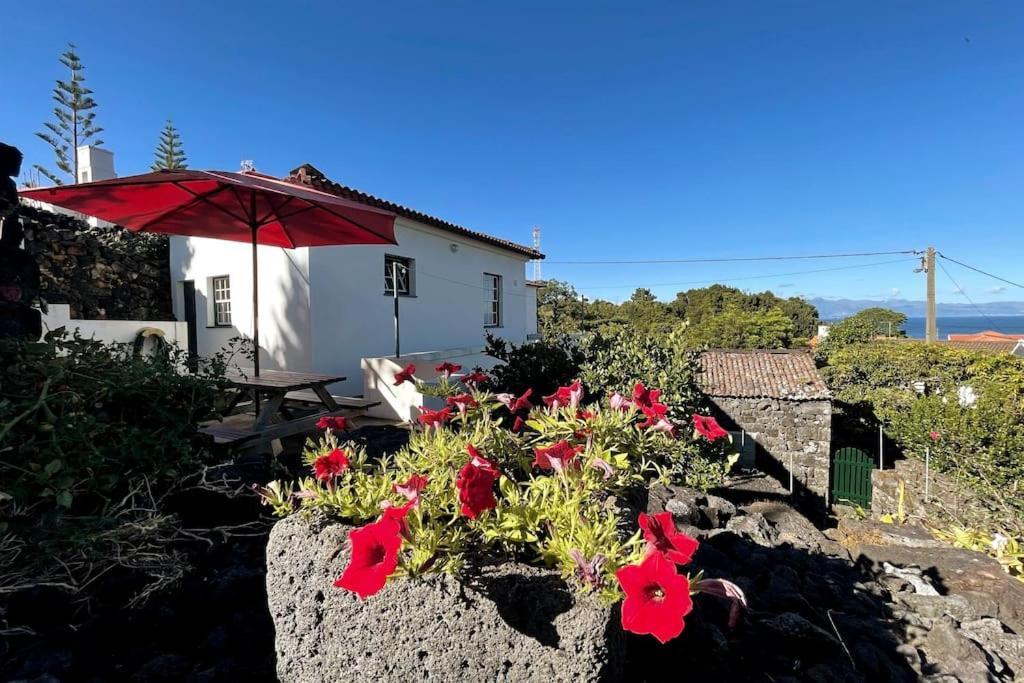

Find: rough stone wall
18;203;172;320
872;458;1018;532
708;396;832;505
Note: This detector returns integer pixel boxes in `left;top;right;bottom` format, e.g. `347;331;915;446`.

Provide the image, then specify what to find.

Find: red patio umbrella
21;169;397;375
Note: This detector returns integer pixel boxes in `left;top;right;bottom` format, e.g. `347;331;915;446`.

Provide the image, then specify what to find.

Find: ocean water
903;316;1024;340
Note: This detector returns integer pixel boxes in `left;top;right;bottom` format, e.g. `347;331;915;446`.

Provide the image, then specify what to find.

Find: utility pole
925;247;937;342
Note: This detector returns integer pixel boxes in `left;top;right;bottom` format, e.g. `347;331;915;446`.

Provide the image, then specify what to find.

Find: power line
937;253;1024;290
573;256;919;291
545;249;919;265
936;259;1004;334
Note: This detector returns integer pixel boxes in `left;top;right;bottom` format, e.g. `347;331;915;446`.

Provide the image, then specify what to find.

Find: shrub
261;374;742;643
0;329;232;600
484;332;583;397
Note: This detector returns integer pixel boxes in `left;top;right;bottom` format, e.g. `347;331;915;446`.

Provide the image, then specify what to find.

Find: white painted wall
525;284;539;338
169;235;313;372
169;215;533;395
41;303;188;348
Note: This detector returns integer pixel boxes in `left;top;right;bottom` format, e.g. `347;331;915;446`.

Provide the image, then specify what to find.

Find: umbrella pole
251;220;260;377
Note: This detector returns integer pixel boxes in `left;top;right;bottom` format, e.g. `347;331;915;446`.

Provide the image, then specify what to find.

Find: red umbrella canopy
19;168;397;248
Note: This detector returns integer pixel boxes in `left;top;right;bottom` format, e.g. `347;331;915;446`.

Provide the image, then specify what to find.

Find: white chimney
77;145;116;183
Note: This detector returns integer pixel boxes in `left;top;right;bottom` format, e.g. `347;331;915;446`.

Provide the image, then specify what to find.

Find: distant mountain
810;297;1024;320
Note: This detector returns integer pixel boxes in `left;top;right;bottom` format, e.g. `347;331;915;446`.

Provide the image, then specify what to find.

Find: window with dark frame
484;273;502;327
212;275;232;326
384;255;414;296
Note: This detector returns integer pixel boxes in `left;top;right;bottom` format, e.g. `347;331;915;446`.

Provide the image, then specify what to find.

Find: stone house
698;349;832;506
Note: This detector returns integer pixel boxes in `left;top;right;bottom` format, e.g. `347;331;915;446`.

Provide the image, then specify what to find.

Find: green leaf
56;490;73;508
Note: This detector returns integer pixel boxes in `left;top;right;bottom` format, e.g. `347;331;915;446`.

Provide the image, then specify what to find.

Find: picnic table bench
199;368;378;448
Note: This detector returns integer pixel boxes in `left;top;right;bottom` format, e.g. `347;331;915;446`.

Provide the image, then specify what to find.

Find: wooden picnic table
224;368;347;429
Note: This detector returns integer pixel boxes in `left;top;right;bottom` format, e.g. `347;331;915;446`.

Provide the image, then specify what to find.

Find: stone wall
707;396;832;505
19;203;172;320
872;458;1019;532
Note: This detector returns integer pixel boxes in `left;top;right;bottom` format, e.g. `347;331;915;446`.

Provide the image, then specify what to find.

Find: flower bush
261;367;743;642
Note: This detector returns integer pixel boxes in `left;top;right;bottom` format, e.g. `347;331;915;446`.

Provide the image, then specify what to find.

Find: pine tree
151;120;188;171
35;43;104;185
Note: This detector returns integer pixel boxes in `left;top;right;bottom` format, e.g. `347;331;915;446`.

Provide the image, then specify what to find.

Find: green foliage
823;340;1024;527
34;43;104;185
151;119;188;171
679;305;794;349
0;330;230;594
577;327;702;421
817;307;907;358
484;332;584;397
536;280;586;338
265;377;731;604
671;284;819;338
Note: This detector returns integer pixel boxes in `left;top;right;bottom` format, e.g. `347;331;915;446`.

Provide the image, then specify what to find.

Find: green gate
831;447;874;507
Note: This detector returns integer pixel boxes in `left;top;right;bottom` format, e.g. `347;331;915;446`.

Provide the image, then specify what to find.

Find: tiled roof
698;349;831;401
945;340;1020;354
286;164;543;260
948;331;1024;342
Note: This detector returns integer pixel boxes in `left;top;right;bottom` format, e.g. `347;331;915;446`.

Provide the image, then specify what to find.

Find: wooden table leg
310;384;340;411
254;392;285;429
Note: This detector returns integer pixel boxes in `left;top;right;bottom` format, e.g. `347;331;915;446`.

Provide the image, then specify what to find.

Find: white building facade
169;166;541;395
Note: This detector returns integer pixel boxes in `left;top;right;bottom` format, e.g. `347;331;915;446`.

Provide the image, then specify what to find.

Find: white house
169;164;543;395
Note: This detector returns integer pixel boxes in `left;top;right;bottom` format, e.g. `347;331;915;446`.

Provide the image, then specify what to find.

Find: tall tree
35;43;103;185
151;120;188;170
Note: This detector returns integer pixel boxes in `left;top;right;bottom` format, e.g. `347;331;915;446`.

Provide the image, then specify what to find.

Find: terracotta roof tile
286;164;543;259
698;349;830;401
945;340;1019;354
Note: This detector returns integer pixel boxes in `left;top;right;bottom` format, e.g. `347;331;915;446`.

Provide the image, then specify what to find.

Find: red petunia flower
632;382;663;410
418;406;452;429
542;380;583;410
446;393;479;416
461;370;489;387
313;448;351;481
456;445;501;519
576;409;595;421
512;416;525;434
692;414;729;442
381;499;416;540
333;516;403;599
497;388;533;414
639;511;699;565
929;430;941;443
616;551;694;644
393;363;417;386
533;440;583;473
639;402;669;428
316;415;349;431
393;474;429;501
435;361;462;378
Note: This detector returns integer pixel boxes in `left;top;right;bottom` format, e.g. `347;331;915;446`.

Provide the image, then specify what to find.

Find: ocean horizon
903;315;1024;340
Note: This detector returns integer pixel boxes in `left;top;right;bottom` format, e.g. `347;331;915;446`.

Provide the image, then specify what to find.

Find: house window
384;255;414;296
211;276;232;326
484;273;502;327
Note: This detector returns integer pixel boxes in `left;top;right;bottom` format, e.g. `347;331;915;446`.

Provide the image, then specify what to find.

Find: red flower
632;382;662;410
313;448;351;481
533;440;583;473
393;474;429;501
512;416;525;434
382;499;416;540
543;380;583;410
929;430;941;442
418;406;452;428
497;388;533;414
446;393;479;416
461;370;489;387
692;414;729;442
616;551;694;644
393;363;417;386
576;409;595;421
456;445;501;519
333;516;403;599
435;361;462;378
639;511;699;565
639;402;668;428
316;415;349;431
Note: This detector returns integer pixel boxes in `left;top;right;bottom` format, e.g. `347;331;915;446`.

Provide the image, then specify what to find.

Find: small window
384;255;414;296
484;273;502;327
212;276;232;326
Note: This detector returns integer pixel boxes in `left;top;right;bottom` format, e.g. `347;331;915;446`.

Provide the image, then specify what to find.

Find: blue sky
4;1;1022;304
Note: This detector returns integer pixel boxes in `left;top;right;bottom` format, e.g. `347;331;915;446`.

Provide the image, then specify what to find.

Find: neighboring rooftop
286;164;543;259
699;349;831;401
945;339;1024;355
947;330;1024;342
